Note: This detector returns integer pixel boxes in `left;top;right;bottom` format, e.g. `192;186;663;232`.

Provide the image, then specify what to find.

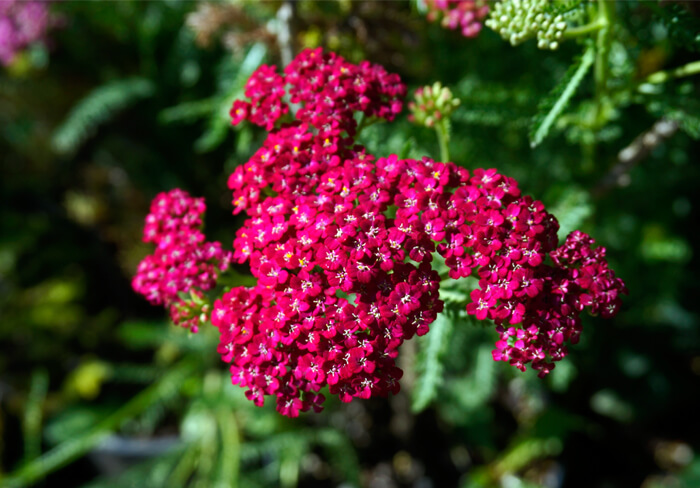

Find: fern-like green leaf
529;45;595;148
412;311;454;413
159;98;217;124
52;78;154;156
448;343;497;412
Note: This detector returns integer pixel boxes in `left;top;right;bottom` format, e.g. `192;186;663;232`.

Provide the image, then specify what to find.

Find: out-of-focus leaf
412;311;454;412
52;78;155;155
550;187;593;241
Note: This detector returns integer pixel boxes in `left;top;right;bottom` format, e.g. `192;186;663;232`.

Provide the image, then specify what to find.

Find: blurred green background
1;1;699;487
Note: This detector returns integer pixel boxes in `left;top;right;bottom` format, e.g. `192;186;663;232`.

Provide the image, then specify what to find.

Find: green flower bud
486;0;568;51
409;82;460;129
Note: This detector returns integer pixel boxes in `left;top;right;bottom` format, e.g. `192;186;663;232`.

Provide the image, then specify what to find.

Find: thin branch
591;118;679;198
643;60;700;85
276;1;294;67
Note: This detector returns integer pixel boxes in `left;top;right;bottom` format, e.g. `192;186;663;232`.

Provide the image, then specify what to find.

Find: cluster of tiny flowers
133;189;232;332
212;50;626;417
485;0;567;50
230;47;405;136
408;82;461;128
0;0;54;66
425;0;490;38
490;230;626;376
220;50;421;417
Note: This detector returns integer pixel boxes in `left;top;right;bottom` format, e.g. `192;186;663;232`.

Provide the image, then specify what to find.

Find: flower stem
643;60;700;85
563;19;605;39
435;119;450;162
581;0;614;171
594;0;613;118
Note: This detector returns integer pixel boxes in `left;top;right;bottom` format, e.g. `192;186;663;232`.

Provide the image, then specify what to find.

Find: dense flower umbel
408;82;461;128
230;48;405;136
133;189;232;332
128;50;625;416
485;0;568;50
0;0;54;66
425;0;490;39
215;50;626;417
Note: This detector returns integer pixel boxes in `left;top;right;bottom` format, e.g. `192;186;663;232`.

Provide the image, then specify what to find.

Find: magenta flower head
132;189;232;332
425;0;490;39
134;49;625;418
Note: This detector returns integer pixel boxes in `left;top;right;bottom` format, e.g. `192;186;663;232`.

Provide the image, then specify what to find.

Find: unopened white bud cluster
408;82;461;128
485;0;568;50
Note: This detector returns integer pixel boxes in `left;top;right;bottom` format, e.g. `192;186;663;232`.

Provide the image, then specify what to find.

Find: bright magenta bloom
425;0;490;38
132;189;231;332
134;49;626;417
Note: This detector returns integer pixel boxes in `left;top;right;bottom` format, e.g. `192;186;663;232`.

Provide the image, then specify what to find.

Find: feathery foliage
412;310;455;413
52;78;155;156
529;45;595;147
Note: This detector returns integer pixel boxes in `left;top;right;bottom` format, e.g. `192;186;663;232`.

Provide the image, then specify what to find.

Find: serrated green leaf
412;311;454;412
52;78;155;156
445;343;496;413
529;46;595;148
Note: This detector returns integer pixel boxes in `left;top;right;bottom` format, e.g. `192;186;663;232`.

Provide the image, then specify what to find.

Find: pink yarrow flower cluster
210;49;626;417
131;49;625;417
230;47;405;136
133;189;232;332
425;0;490;38
489;230;626;375
0;0;55;66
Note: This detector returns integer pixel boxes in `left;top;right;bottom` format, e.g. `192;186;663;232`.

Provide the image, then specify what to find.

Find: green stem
594;0;613;118
563;20;605;39
216;407;240;488
583;0;614;170
644;60;700;84
23;370;49;465
435;119;450;162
